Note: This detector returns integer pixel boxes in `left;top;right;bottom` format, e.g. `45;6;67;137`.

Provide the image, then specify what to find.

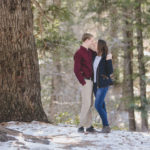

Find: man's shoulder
74;47;83;56
88;49;97;57
88;48;96;53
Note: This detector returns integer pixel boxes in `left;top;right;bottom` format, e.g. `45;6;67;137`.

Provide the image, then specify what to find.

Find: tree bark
0;0;48;122
122;6;136;131
135;0;148;131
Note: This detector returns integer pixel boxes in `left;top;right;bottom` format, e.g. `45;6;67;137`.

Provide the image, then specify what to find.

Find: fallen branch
0;126;50;144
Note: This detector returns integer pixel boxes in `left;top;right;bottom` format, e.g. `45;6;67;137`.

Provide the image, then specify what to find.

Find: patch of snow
0;121;149;150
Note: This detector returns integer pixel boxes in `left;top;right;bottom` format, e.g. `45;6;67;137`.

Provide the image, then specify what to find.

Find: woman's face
97;41;103;55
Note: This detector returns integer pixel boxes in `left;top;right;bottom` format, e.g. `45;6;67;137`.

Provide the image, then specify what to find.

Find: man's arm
74;52;86;85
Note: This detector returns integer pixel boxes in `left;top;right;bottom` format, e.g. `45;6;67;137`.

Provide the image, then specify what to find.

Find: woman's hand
106;53;112;60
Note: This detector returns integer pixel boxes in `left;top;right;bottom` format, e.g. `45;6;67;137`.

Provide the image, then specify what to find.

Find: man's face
88;37;95;46
87;37;96;49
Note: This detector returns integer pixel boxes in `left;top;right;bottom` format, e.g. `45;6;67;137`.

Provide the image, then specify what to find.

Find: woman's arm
106;53;113;75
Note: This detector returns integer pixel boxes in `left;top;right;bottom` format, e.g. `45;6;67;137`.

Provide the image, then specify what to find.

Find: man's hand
82;81;86;86
106;53;112;60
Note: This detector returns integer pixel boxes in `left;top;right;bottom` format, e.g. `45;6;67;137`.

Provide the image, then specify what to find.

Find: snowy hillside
0;121;150;150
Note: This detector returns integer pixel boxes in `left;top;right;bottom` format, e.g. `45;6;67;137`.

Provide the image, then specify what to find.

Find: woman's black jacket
92;53;113;88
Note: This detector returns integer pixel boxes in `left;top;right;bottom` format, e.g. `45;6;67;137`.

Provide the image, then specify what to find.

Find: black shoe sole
98;130;111;133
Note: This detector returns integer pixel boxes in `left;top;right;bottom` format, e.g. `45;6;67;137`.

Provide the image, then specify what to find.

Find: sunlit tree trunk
122;5;136;131
135;0;148;131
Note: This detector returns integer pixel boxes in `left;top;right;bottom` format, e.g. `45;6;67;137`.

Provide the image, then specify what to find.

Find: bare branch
31;0;53;22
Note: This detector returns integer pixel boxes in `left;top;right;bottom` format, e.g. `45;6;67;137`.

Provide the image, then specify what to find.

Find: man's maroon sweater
74;46;93;85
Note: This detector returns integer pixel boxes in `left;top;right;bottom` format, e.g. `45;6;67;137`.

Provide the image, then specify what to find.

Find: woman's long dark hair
97;39;108;56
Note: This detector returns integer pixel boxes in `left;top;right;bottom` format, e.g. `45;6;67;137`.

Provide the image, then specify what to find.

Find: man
74;33;96;133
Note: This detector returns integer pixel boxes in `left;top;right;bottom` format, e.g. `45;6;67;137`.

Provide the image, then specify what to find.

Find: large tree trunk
135;0;148;131
0;0;48;122
122;6;136;131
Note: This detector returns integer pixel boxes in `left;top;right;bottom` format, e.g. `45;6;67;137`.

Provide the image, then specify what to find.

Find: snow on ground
0;121;150;150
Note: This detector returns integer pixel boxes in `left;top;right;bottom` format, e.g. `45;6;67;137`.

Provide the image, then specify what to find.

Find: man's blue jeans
93;83;109;126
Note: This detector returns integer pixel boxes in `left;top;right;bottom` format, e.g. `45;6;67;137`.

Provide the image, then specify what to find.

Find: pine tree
0;0;48;122
135;0;148;131
122;0;136;131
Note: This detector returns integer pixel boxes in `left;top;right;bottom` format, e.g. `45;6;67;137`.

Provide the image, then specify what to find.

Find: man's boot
78;127;84;133
86;126;97;133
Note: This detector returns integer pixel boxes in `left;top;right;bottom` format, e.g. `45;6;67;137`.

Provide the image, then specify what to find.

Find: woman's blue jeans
93;83;109;126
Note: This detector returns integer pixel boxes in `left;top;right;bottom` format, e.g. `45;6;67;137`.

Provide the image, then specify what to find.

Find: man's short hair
82;33;93;42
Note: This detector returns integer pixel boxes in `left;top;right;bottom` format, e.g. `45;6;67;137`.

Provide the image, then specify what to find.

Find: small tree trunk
135;0;148;131
49;0;62;122
122;6;136;131
109;2;119;84
0;0;48;122
49;50;62;122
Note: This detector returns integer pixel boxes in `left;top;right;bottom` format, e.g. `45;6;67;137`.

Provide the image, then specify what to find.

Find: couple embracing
74;33;113;133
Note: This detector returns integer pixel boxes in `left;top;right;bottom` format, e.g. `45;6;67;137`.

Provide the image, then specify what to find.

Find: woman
93;39;113;133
